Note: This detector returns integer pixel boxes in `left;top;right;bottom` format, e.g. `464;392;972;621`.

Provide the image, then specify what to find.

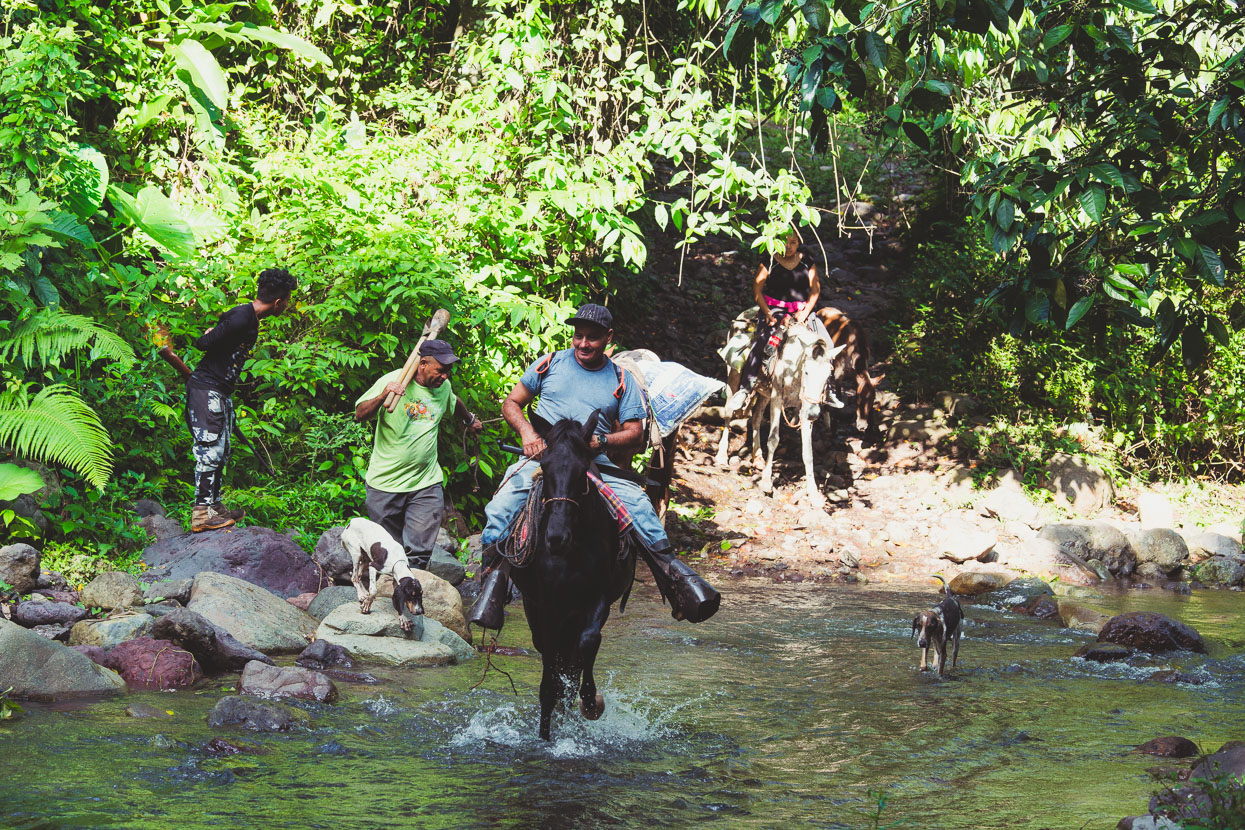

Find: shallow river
3;579;1243;829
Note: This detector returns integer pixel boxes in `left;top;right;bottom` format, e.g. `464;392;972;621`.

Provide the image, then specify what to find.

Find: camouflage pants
185;382;234;506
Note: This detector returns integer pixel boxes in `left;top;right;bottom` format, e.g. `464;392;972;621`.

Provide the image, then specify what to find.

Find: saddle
498;469;635;570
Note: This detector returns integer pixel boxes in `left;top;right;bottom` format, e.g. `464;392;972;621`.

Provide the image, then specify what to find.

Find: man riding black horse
469;303;720;628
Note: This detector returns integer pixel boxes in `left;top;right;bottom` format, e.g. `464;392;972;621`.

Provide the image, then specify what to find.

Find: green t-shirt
357;369;453;493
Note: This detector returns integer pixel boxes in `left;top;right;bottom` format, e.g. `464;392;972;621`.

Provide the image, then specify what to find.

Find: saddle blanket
587;470;634;536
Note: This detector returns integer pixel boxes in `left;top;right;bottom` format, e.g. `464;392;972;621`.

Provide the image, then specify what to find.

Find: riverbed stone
206;695;307;732
995;538;1101;585
126;702;172;719
0;619;126;700
12;599;88;628
949;571;1011;595
68;613;154;649
934;521;997;564
107;636;202;690
148;607;274;673
30;623;73;641
1136;493;1175;529
1193;556;1245;587
1039;522;1137;577
317;602;424;640
1128;529;1189;578
138;513;184;544
240;660;337;703
1056;599;1111;634
1098;612;1207;654
286;592;317;612
426;547;466;585
316;604;472;667
377;567;468;641
1074;642;1132;663
80;572;144;610
37;570;68;590
143;525;325;598
1183;531;1242;564
1117;816;1181;830
1135;737;1199;758
306;585;357;621
312;526;350;586
187;572;317;655
0;543;40;594
1044;453;1115;516
316;630;465;668
143;578;192;605
295;639;354;670
1190;740;1245;782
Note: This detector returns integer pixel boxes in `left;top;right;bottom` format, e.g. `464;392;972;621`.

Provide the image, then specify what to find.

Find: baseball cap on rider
419;339;461;365
566;303;613;330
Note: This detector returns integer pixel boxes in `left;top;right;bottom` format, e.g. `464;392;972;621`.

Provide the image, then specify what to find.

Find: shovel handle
383;309;451;412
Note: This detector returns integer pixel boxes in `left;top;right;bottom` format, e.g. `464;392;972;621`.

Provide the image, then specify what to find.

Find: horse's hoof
579;693;605;721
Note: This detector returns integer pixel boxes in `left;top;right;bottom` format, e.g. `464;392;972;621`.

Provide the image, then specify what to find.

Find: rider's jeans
481;459;670;552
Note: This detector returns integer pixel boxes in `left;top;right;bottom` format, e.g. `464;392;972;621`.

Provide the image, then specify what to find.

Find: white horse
716;308;846;504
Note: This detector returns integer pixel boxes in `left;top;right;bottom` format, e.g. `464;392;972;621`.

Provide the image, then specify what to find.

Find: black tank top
764;252;813;304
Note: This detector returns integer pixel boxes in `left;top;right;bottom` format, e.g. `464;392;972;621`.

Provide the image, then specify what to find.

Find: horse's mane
545;418;591;455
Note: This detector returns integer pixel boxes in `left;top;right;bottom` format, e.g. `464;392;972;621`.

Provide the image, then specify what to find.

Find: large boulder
1183;531;1242;563
107;636;202;690
312;526;350;586
1038;522;1136;577
0;618;126;700
142;526;325;598
1056;599;1111;634
68;613;154;649
1190;740;1245;782
378;567;468;641
1044;453;1115;516
138;513;184;544
1193;556;1245;587
295;639;354;670
12;599;88;628
1098;612;1207;654
933;522;997;564
427;547;467;585
207;695;307;732
994;538;1101;585
239;660;337;703
315;603;473;668
949;571;1011;596
0;543;40;594
148;607;274;673
306;585;357;621
143;578;193;605
80;571;145;610
1135;737;1199;758
187;572;317;655
1128;529;1189;578
1149;741;1245;825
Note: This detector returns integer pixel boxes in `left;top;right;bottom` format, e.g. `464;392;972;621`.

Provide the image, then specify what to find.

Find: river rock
317;602;424;639
1136;493;1175;529
143;525;325;598
1147;670;1202;685
286;592;317;612
240;660;337;703
995;538;1100;585
0;619;126;700
1183;531;1242;563
295;639;354;670
12;599;88;627
436;527;458;553
1074;642;1132;663
207;695;307;732
0;543;40;594
126;702;172;719
378;567;468;641
69;613;154;649
316;604;472;668
107;636;202;690
138;513;185;544
934;522;997;564
1190;740;1245;781
426;547;466;585
143;578;193;605
980;577;1054;608
37;570;67;589
1044;453;1115;516
1039;522;1136;577
1117;816;1181;829
187;572;317;655
148;607;274;674
312;526;350;585
1056;599;1111;634
1193;556;1245;587
1128;529;1189;578
80;571;144;610
1098;612;1207;654
978;473;1049;529
949;571;1011;595
1135;737;1199;758
306;585;357;621
30;623;73;641
461;533;484;567
141;600;186;619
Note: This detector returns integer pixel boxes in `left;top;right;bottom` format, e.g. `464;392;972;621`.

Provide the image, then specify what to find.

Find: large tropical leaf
0;463;45;502
107;186;198;258
171;39;230;111
0;309;136;370
63;144;108;221
0;386;113;490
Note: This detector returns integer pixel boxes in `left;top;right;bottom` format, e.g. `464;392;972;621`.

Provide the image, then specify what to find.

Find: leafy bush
40;539;145;591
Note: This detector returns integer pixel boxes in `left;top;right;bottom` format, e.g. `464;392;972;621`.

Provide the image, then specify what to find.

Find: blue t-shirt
520;350;646;460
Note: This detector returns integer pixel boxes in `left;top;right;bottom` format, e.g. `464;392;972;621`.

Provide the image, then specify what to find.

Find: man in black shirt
186;268;297;532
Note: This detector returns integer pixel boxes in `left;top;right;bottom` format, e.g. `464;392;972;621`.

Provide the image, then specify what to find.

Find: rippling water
3;579;1243;829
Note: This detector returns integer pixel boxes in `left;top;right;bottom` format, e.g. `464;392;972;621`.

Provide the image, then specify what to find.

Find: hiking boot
641;548;721;623
192;504;236;533
467;568;510;632
211;502;246;522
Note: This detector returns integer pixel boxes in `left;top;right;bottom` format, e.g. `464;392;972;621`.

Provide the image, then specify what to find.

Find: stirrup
642;550;721;623
467;569;510;632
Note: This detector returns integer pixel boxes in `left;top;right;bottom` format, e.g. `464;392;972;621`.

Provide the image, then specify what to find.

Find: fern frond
0;384;113;489
0;309;136;370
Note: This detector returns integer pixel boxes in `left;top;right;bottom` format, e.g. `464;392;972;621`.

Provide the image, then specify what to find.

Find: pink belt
764;296;803;313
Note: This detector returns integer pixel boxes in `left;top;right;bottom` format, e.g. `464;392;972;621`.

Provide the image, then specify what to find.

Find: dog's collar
392;558;416;581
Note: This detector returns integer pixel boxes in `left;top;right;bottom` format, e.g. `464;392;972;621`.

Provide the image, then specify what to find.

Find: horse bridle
541;476;591;507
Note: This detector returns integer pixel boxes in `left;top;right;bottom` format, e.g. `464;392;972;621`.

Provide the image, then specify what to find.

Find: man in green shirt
354;340;483;568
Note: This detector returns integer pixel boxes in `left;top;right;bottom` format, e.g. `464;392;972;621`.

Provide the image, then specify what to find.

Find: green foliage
0;686;23;721
0;385;115;489
39;539;145;590
0;462;43;501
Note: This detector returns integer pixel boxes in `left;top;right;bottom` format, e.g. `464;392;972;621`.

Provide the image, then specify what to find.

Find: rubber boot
191;504;235;533
642;548;721;623
467;568;510;632
211;502;246;522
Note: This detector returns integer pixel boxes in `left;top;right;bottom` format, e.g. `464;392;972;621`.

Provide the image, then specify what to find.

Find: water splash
362;694;399;717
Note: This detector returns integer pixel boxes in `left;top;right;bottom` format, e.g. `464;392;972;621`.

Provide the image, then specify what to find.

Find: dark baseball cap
419;339;460;365
566;303;613;330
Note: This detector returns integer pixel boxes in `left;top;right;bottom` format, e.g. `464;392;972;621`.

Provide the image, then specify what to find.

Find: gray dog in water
911;575;963;675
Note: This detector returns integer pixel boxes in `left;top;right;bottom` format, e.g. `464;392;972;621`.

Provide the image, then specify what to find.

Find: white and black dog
911;575;963;675
340;517;424;633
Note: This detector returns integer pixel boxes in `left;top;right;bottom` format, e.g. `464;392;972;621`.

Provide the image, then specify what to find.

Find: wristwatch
595;433;608;449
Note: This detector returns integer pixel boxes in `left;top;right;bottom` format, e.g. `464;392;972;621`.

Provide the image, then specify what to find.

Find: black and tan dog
340;517;424;633
911;575;963;675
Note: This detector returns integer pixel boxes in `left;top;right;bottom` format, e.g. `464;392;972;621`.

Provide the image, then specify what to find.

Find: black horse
511;411;637;741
